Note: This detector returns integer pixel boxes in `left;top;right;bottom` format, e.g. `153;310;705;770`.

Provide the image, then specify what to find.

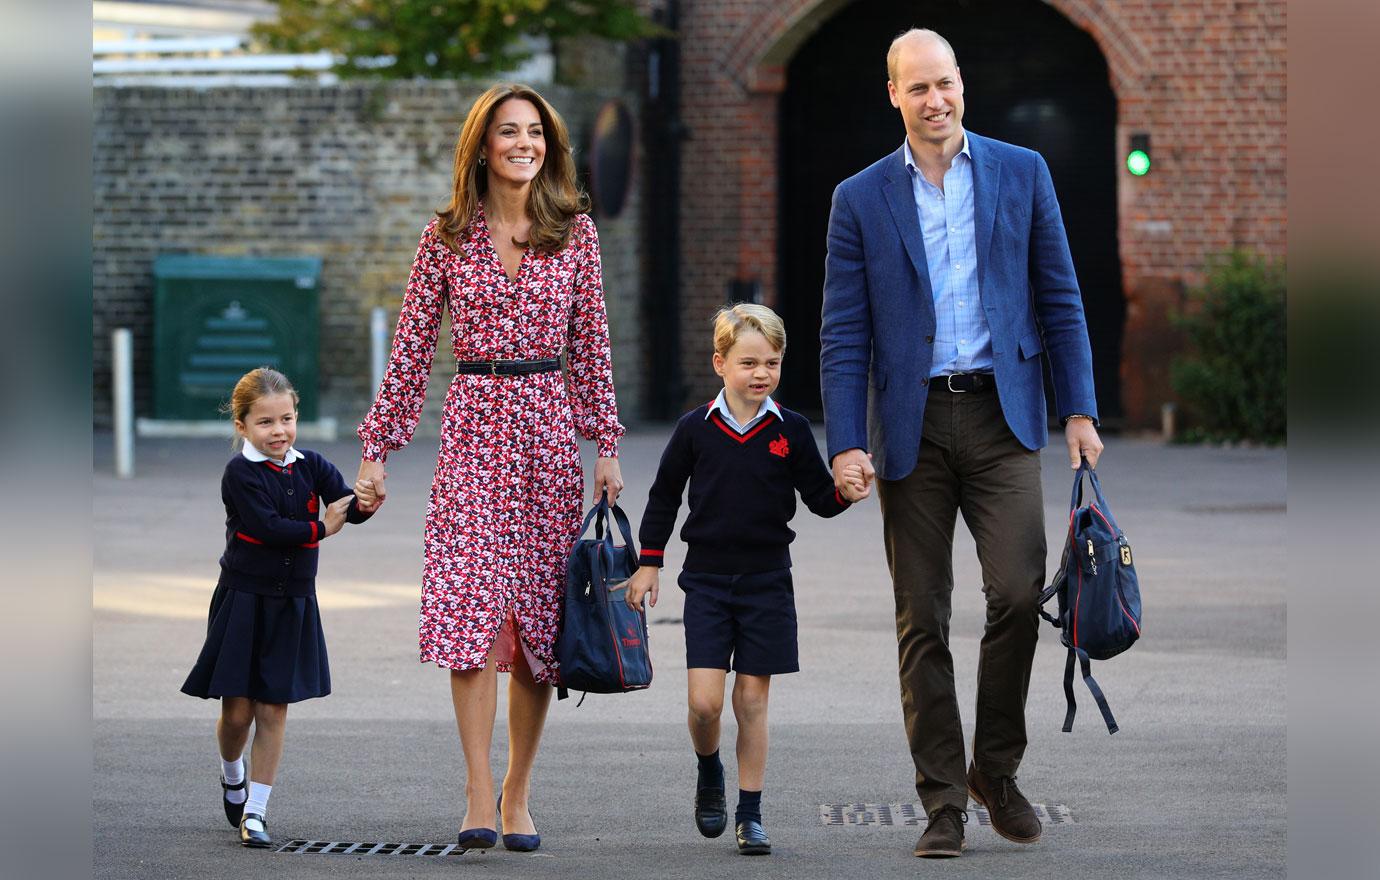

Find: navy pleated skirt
181;580;331;704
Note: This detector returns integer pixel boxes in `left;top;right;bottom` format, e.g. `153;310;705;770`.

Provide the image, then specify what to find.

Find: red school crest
769;434;790;458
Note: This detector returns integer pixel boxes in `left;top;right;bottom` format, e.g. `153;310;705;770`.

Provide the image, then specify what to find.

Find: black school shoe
221;776;246;828
694;781;728;838
239;812;272;848
735;819;771;855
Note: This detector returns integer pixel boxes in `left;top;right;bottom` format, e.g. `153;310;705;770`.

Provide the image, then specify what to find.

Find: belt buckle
491;360;501;376
947;373;967;393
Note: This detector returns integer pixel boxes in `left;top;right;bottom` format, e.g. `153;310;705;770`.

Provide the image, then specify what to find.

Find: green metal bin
152;255;321;421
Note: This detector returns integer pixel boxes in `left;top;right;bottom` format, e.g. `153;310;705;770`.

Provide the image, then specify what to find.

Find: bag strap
1072;458;1121;532
593;497;637;553
1061;647;1119;734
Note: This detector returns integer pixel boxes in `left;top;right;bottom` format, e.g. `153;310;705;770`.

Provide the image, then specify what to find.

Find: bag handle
1070;458;1120;532
590;494;637;553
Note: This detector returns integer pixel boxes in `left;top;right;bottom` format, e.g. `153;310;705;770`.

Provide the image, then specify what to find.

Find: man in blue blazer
820;28;1104;858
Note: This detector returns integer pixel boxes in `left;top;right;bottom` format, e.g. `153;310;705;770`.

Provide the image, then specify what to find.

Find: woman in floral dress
353;83;624;850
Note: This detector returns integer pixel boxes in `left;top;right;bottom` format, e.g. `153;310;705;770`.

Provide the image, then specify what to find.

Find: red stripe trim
708;411;777;444
641;548;664;557
299;542;319;549
834;489;846;506
262;461;284;472
235;531;264;545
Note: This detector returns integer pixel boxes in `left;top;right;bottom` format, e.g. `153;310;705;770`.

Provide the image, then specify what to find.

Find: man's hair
886;28;958;82
711;303;787;356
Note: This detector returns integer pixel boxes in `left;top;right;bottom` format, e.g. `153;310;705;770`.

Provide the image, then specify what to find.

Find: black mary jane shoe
239;812;272;849
694;782;728;838
735;819;771;855
221;776;247;828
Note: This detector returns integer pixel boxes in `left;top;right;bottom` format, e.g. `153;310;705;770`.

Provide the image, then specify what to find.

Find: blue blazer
820;131;1099;481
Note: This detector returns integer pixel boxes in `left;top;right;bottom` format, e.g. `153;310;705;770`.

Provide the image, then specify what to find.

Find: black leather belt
933;371;995;393
455;358;561;376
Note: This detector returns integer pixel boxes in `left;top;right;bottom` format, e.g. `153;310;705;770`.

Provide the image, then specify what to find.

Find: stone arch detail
727;0;1149;96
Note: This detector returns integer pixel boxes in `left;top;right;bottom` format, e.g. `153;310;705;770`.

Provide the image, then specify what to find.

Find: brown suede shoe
966;765;1042;844
913;805;967;858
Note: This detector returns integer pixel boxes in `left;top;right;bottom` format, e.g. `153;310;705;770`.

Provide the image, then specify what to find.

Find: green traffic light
1127;149;1151;176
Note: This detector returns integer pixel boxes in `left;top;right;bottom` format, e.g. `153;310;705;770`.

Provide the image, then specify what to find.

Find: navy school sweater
218;449;372;597
636;403;850;575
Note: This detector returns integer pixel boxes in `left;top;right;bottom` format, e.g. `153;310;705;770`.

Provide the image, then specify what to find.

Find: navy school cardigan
218;449;372;597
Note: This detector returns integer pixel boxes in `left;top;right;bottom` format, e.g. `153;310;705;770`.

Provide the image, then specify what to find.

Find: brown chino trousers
876;385;1046;814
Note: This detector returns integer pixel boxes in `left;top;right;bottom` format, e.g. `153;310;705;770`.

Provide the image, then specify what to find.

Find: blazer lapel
882;146;933;303
969;133;1001;292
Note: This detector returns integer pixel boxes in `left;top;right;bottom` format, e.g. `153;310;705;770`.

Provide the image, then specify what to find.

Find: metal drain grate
275;840;463;856
820;803;1075;826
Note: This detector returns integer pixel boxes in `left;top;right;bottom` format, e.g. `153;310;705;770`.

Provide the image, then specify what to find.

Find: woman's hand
592;456;624;504
355;459;387;512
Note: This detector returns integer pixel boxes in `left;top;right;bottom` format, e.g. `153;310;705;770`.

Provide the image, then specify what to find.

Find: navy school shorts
678;567;799;676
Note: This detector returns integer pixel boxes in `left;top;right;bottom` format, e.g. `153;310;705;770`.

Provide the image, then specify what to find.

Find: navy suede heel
497;794;541;852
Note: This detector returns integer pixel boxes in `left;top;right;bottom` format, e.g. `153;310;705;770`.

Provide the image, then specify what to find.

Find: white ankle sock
221;757;247;804
245;782;272;818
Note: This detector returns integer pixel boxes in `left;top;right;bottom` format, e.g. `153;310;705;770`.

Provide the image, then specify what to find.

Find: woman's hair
712;303;787;356
435;83;589;254
224;367;299;427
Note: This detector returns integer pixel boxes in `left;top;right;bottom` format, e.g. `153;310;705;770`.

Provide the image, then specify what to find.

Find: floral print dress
358;207;623;683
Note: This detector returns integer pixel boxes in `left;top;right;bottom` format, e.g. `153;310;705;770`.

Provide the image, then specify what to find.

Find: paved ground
93;429;1285;879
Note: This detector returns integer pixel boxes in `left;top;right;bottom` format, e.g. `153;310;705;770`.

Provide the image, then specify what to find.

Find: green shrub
1171;251;1286;444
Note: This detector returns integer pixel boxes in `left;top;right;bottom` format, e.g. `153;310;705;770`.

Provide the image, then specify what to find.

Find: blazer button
925;335;934;343
920;377;928;386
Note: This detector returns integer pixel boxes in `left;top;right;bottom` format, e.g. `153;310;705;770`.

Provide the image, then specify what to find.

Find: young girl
181;367;375;848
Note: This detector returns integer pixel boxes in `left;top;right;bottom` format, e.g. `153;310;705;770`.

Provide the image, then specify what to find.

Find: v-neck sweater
637;403;850;574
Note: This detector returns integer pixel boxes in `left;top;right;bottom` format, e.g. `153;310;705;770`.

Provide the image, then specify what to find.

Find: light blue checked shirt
903;135;993;377
706;389;782;434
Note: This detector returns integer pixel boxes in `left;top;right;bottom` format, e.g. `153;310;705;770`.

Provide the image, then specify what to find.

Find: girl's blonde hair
224;367;299;428
435;83;589;254
712;303;787;356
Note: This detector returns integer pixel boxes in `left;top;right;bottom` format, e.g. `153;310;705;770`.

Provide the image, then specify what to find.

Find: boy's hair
224;367;299;426
712;303;787;356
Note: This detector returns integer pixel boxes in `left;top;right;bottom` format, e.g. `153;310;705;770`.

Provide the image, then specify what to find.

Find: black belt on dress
455;358;561;376
932;371;995;393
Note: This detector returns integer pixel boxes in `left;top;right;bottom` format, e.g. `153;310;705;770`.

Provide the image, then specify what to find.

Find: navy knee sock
735;789;762;825
696;749;724;790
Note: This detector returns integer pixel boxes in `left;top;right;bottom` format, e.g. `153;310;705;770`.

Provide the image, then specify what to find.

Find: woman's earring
478;155;486;166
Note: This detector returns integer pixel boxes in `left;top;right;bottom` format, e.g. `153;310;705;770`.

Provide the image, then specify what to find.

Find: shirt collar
902;131;971;174
706;389;782;424
241;443;305;467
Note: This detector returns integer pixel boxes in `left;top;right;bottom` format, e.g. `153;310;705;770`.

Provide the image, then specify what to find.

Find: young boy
625;303;868;855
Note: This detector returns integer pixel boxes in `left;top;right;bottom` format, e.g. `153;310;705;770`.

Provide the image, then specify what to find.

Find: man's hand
1065;417;1104;469
625;565;660;612
832;448;875;498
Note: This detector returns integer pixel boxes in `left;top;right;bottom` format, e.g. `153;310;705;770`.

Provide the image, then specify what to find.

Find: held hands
323;495;354;537
1064;417;1104;469
832;448;876;502
624;564;660;612
354;459;387;513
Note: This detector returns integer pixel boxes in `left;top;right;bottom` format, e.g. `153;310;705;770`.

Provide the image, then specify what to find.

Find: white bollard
371;306;388;394
112;328;134;478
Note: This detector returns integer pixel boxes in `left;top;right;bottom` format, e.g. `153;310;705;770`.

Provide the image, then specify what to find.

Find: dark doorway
777;0;1123;419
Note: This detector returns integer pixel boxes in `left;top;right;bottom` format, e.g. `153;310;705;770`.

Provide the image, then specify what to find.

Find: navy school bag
556;498;653;702
1037;460;1142;733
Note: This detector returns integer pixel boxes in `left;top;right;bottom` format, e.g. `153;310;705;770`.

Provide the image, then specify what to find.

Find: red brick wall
673;0;1286;426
